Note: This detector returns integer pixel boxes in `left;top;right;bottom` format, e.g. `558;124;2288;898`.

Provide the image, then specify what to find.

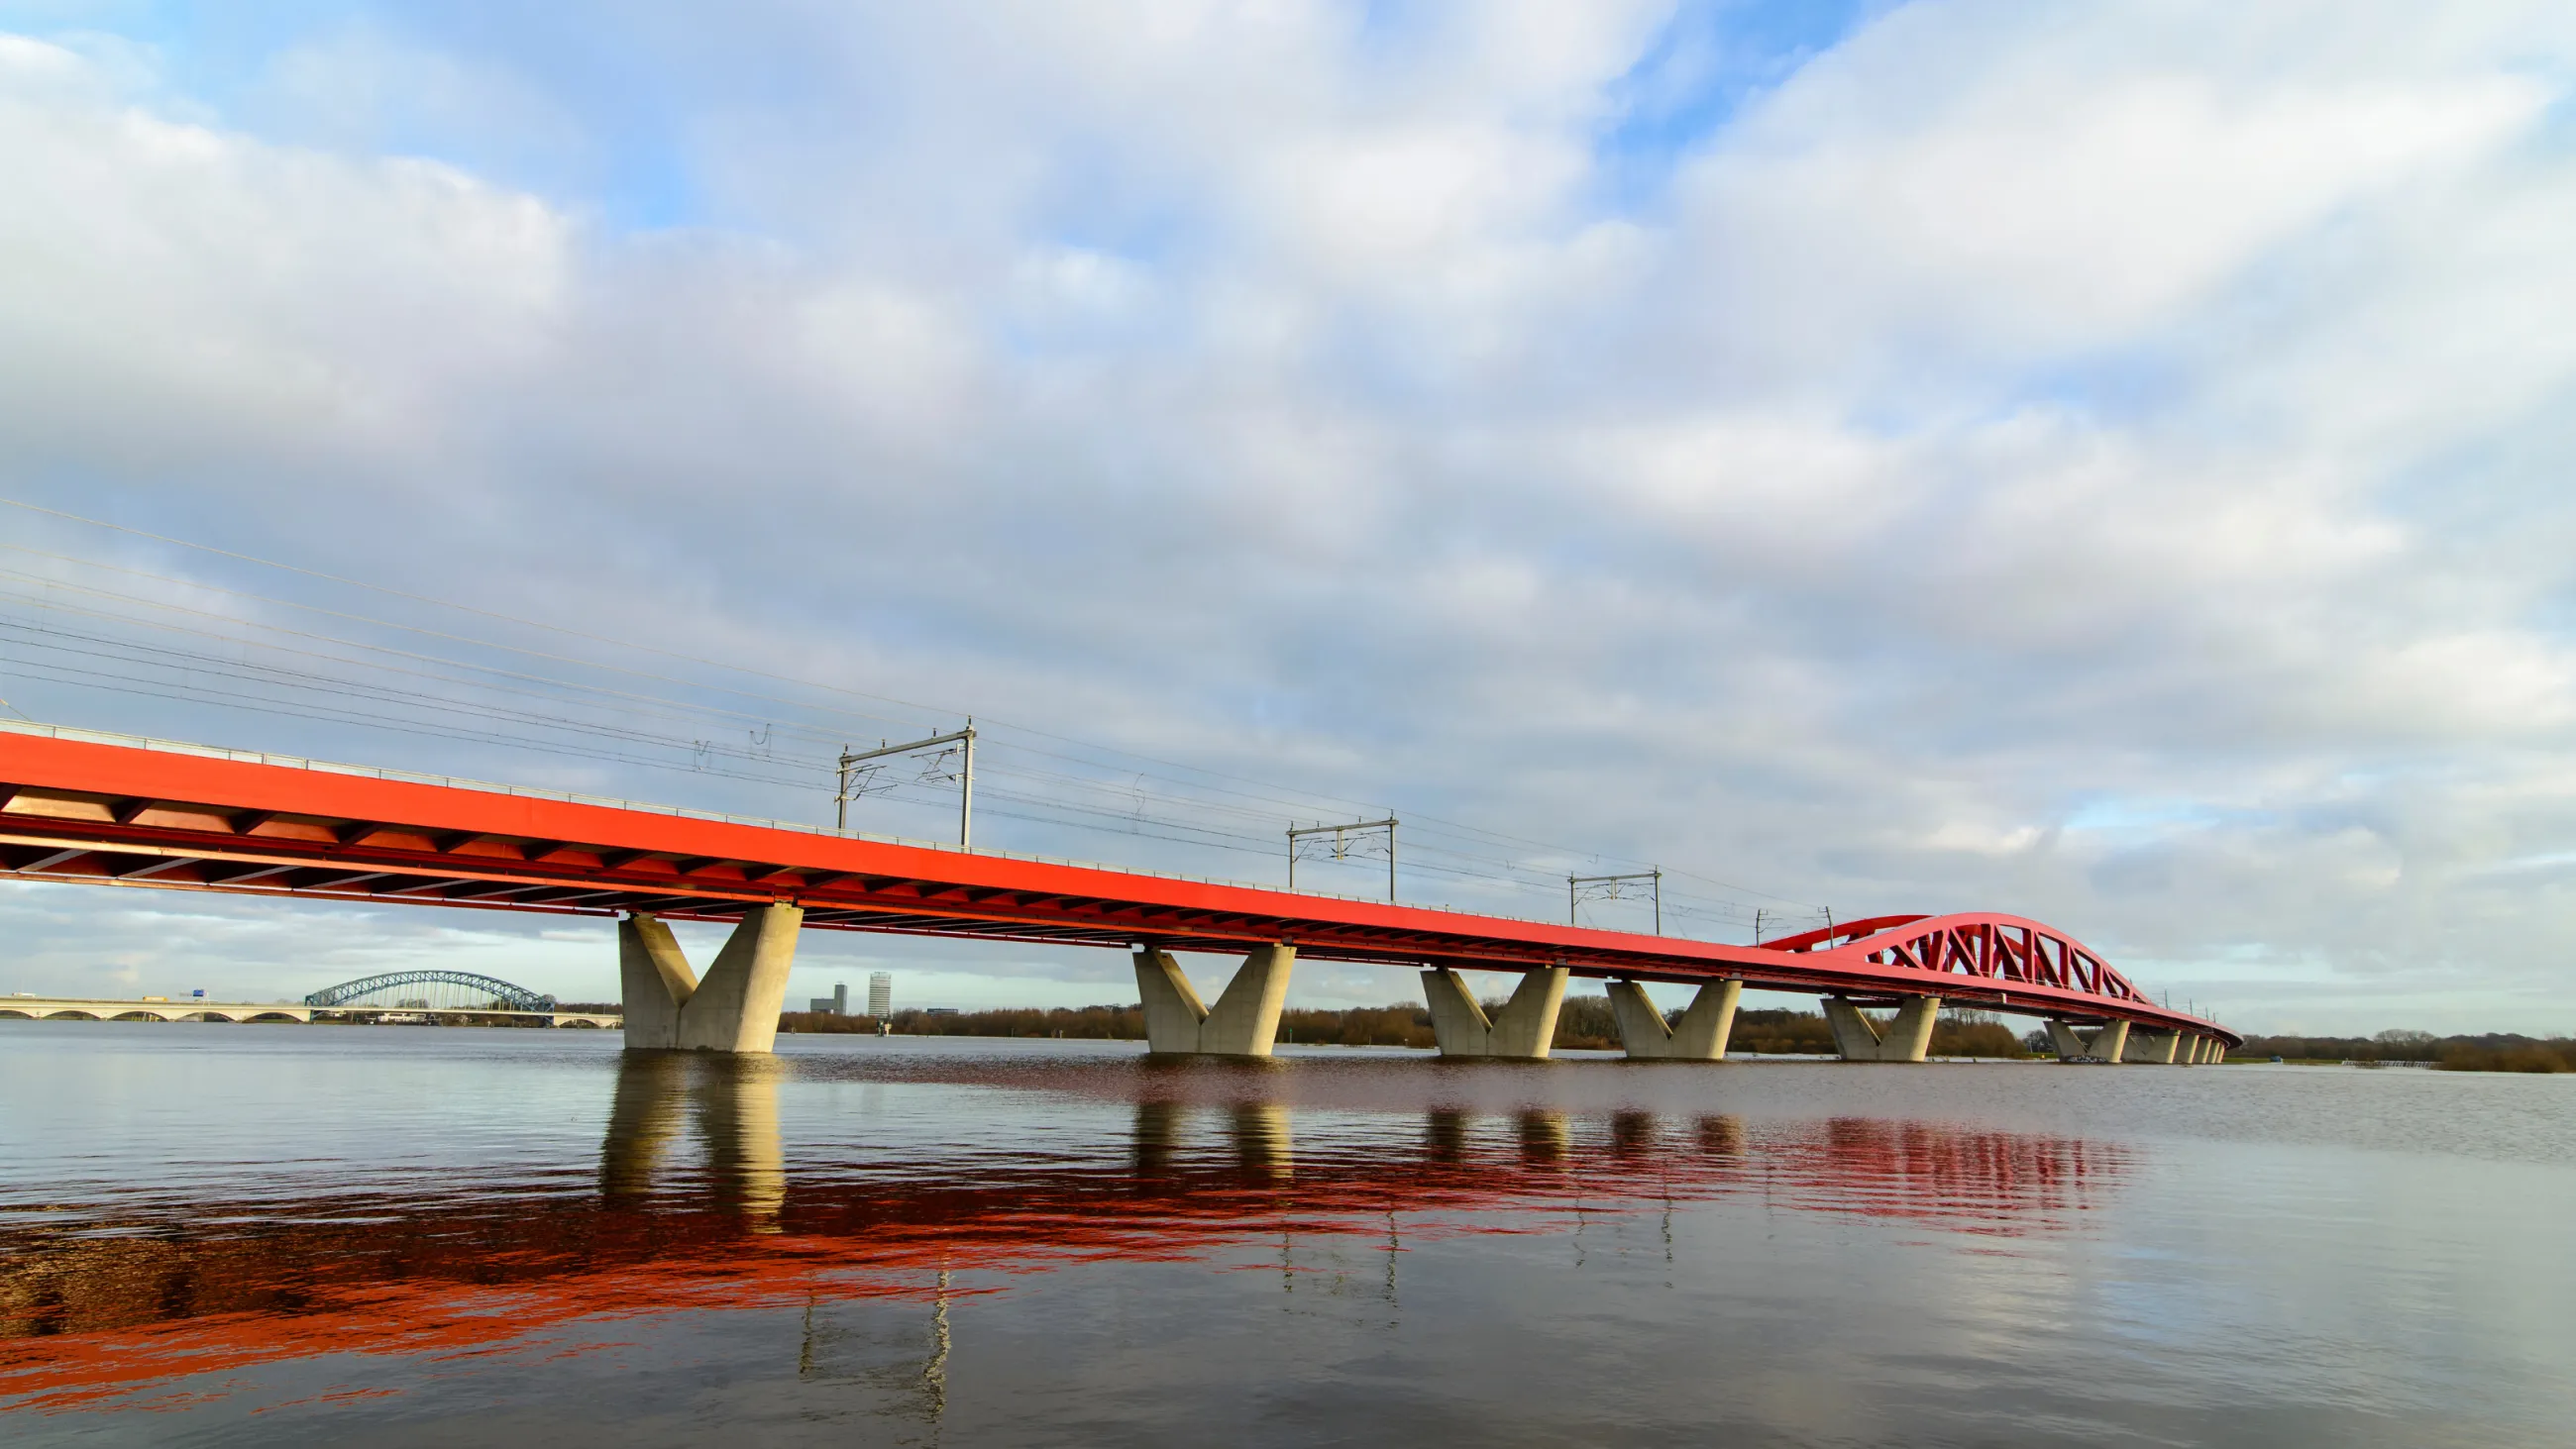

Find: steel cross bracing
1758;915;2142;999
0;730;2239;1044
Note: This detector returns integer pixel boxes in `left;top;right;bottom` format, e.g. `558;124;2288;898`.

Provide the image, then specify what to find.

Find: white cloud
0;39;570;476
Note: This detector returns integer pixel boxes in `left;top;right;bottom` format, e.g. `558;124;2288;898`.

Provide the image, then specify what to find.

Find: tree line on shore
2231;1029;2576;1073
776;996;2033;1056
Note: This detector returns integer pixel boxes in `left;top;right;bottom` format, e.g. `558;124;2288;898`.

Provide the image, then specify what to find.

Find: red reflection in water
0;1058;2134;1410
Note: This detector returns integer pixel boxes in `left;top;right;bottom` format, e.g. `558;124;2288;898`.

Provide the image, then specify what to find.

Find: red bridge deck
0;726;2235;1043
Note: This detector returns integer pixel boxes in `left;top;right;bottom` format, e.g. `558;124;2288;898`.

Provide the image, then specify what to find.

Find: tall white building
868;972;893;1019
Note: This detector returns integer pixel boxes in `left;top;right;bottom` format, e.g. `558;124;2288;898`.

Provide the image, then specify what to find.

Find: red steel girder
0;731;2239;1044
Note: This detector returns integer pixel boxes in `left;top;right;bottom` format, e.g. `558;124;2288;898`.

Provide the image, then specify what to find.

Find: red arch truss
1764;913;2150;1005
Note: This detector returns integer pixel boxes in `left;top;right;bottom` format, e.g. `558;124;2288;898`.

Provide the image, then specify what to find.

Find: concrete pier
1822;994;1940;1062
1132;944;1295;1056
2120;1027;2179;1064
1423;966;1568;1060
1607;979;1741;1060
619;904;804;1053
2045;1018;2130;1063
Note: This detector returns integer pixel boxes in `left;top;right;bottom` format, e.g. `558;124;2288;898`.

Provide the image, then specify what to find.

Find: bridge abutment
1608;979;1740;1060
1822;994;1939;1062
1131;944;1295;1056
2045;1019;2130;1063
619;904;803;1054
1423;966;1567;1060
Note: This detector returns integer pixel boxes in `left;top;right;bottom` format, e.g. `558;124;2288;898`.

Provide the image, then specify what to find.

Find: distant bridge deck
0;723;2237;1044
0;996;620;1027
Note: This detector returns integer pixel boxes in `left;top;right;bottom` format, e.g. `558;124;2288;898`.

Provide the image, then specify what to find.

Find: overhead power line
0;503;1835;935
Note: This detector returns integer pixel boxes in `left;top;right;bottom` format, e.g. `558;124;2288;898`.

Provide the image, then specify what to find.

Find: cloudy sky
1;1;2571;1033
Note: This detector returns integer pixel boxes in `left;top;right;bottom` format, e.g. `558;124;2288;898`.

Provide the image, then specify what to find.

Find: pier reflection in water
600;1052;789;1226
3;1059;2136;1412
3;1029;2571;1445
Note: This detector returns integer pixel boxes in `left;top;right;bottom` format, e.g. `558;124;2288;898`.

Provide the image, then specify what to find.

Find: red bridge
0;725;2235;1063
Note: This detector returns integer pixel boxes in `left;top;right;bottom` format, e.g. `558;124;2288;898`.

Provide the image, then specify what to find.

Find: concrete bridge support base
2169;1034;2225;1064
1608;979;1741;1060
1132;945;1295;1056
620;904;804;1054
1424;966;1568;1060
2122;1028;2180;1064
2045;1018;2130;1063
1822;994;1940;1062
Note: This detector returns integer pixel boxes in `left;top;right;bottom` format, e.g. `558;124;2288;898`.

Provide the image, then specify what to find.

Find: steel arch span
305;970;557;1012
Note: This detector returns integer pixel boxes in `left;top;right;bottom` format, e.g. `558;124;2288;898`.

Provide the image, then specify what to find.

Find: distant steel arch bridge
304;969;557;1013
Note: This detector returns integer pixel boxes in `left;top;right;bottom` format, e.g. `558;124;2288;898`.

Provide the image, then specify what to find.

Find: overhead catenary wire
1;516;1819;903
0;679;1800;930
0;510;1832;935
0;534;1812;911
0;608;1811;930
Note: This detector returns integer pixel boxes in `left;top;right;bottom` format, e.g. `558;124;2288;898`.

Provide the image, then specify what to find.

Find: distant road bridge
0;724;2235;1064
0;995;619;1028
304;968;558;1013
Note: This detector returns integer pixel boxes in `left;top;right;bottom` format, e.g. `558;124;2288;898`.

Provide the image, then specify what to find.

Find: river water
1;1022;2569;1446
